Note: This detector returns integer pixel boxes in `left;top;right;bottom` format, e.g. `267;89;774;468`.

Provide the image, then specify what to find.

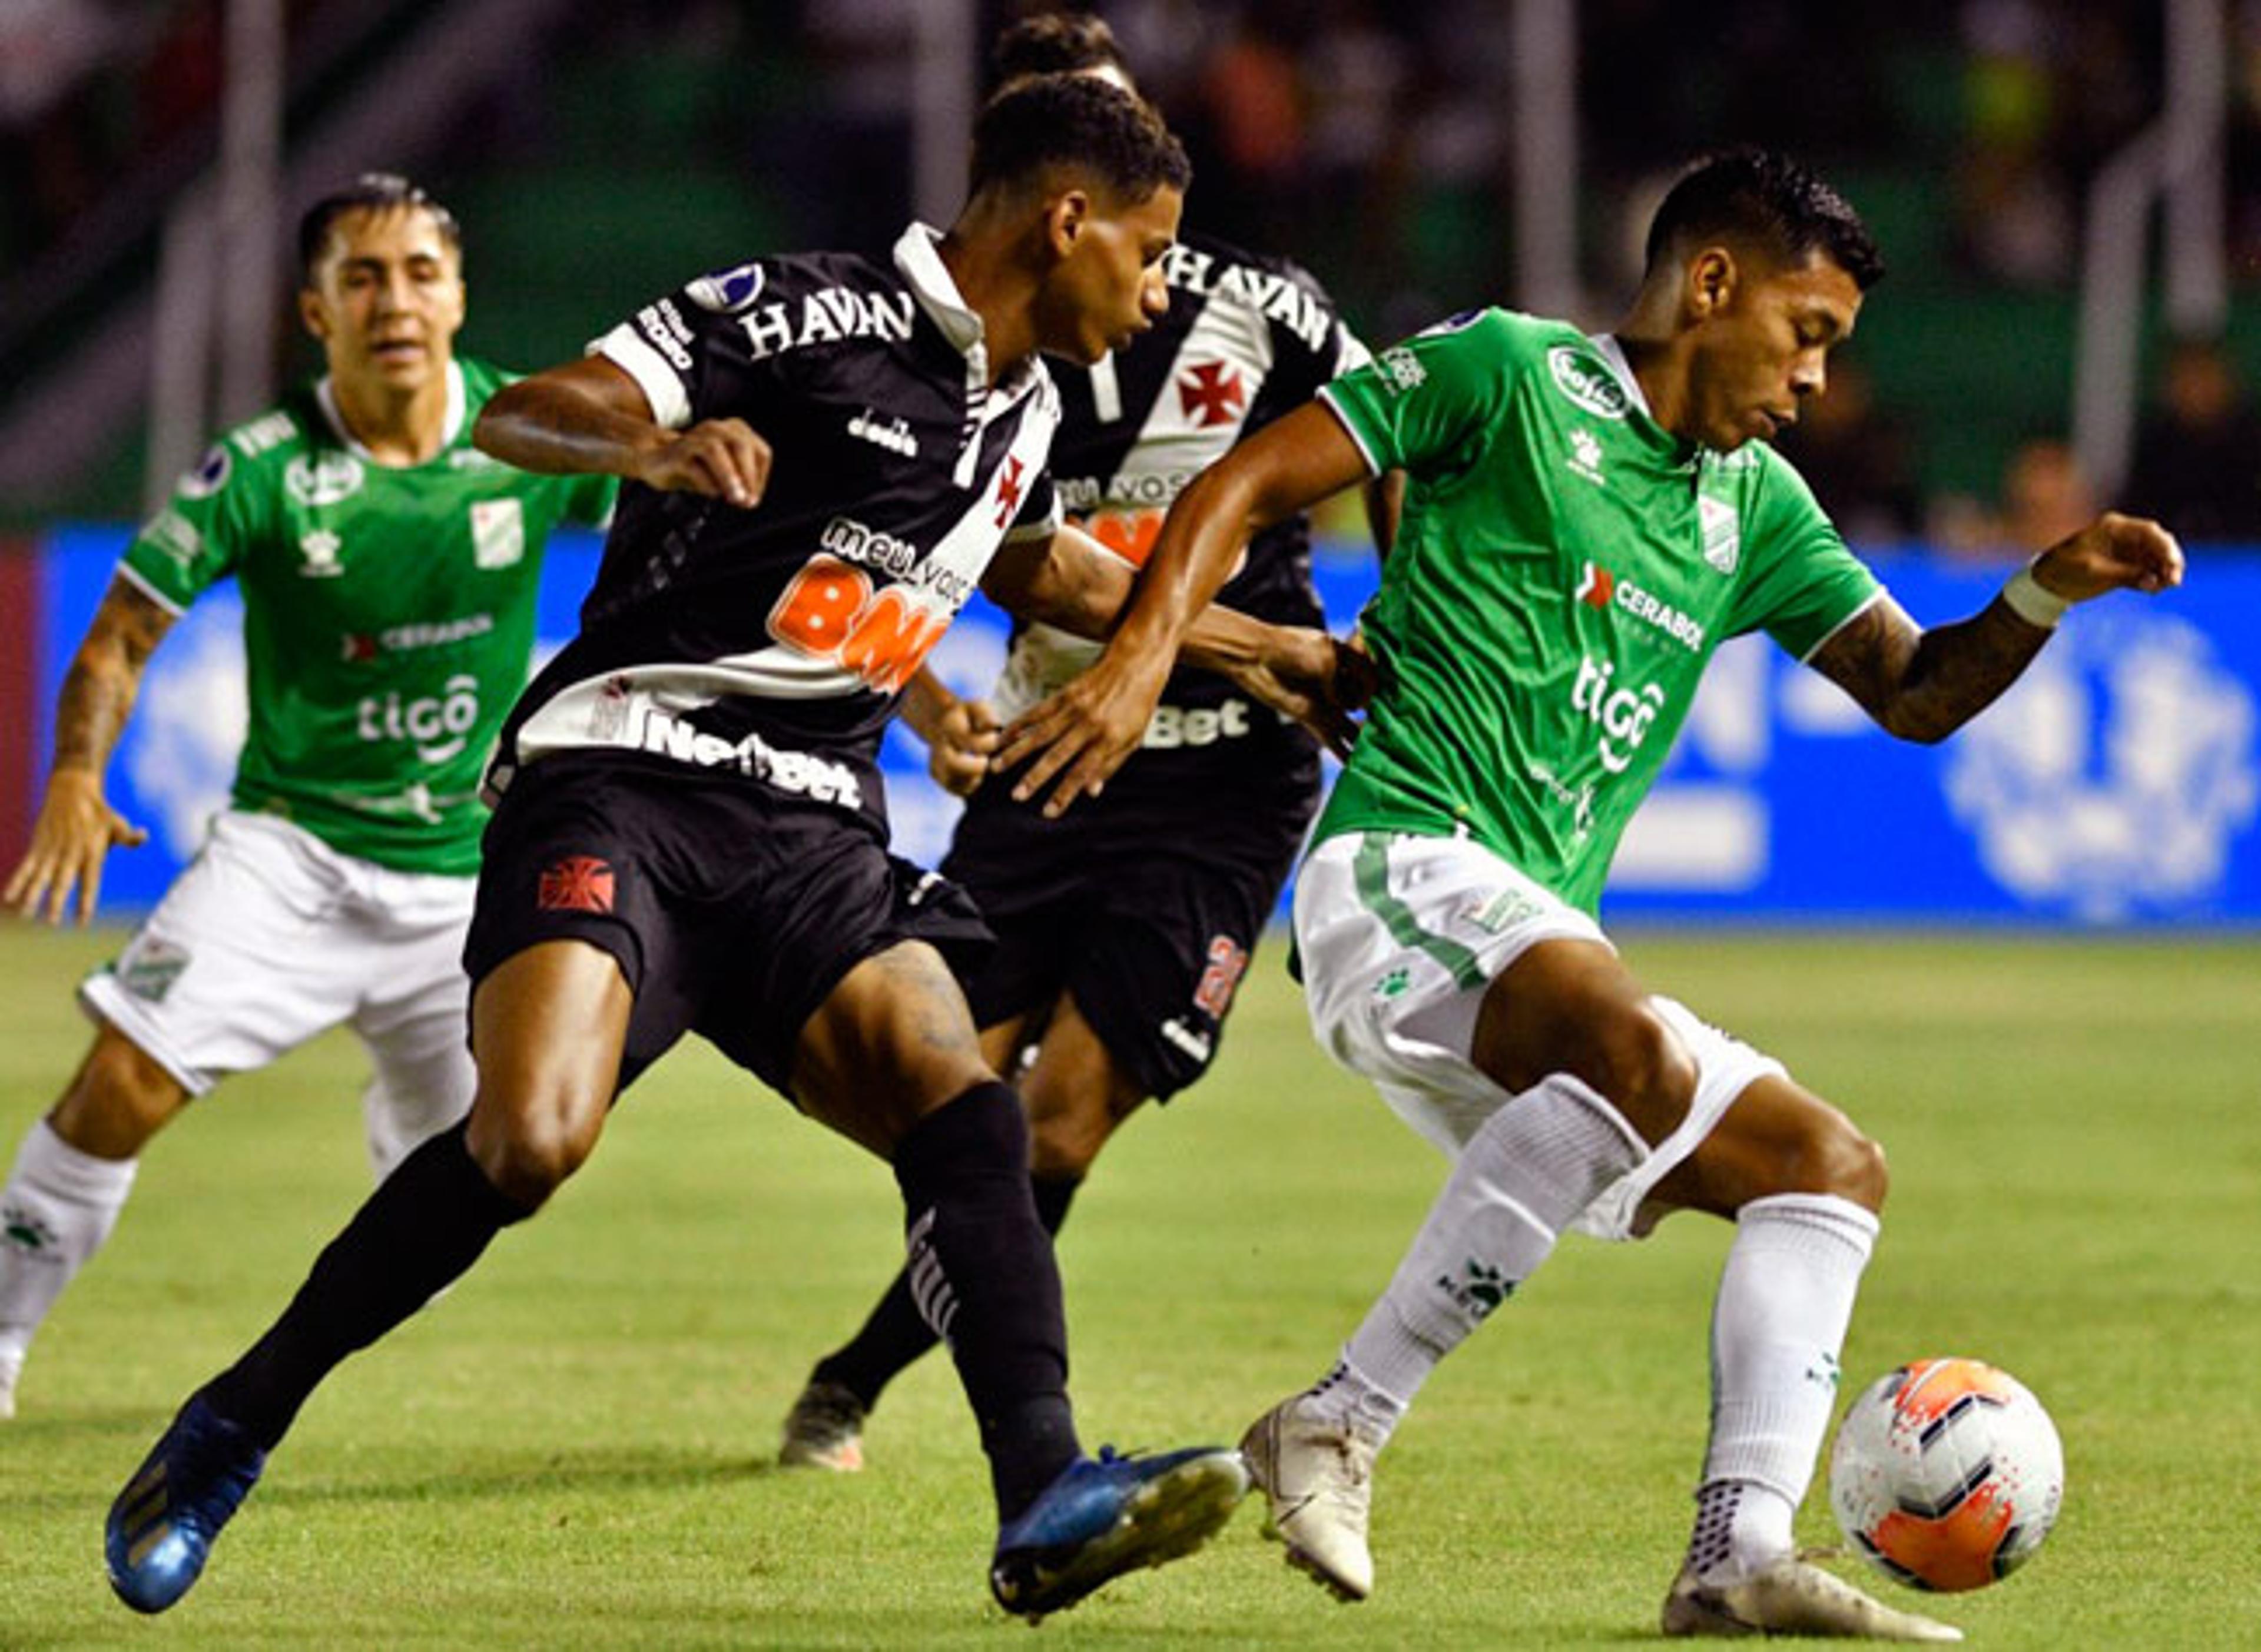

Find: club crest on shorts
537;855;615;914
116;938;192;1003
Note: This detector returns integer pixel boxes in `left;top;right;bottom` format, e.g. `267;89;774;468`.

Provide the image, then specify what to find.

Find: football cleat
1239;1393;1380;1601
989;1444;1248;1621
105;1394;266;1614
1662;1554;1964;1641
778;1377;866;1472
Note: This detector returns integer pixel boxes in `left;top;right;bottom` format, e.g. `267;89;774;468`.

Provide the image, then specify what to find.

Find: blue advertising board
34;526;2261;924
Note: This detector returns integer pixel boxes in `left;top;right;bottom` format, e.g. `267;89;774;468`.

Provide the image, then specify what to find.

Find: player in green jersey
1003;147;2182;1640
0;174;613;1421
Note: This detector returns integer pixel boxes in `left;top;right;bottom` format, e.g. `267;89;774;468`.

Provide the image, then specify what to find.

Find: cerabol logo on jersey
1570;655;1666;774
1574;562;1707;652
1944;608;2257;919
284;451;364;507
1548;347;1630;420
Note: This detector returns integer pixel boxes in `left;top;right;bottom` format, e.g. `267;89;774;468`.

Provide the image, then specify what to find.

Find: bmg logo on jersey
1570;655;1666;774
357;674;481;763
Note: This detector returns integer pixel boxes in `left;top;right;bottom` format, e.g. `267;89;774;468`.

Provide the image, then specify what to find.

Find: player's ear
1045;189;1092;261
1687;247;1737;320
297;284;330;342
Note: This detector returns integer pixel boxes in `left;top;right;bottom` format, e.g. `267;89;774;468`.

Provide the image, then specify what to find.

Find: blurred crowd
11;0;2261;547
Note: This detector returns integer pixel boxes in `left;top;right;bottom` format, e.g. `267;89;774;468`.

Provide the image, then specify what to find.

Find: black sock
889;1082;1079;1521
201;1120;532;1449
815;1169;1083;1411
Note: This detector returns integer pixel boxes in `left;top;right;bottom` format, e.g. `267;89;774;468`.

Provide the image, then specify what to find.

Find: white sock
1309;1073;1647;1444
1692;1192;1879;1581
0;1120;140;1369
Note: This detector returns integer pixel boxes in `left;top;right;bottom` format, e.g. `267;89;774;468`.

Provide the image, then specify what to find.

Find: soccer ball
1828;1357;2065;1593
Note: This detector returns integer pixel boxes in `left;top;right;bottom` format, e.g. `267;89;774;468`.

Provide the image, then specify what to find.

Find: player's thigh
1019;993;1148;1173
349;872;480;1179
76;811;364;1099
1292;831;1619;1147
465;938;633;1203
793;941;995;1157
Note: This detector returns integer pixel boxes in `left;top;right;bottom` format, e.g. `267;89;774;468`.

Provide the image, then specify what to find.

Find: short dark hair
1644;147;1884;290
970;72;1189;205
988;12;1130;94
297;173;461;284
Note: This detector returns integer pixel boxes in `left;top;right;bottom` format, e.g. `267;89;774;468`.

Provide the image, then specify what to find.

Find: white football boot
1239;1392;1381;1601
1662;1554;1963;1641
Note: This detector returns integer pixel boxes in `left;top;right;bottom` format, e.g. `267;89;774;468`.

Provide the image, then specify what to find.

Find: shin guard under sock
891;1083;1078;1518
201;1121;531;1448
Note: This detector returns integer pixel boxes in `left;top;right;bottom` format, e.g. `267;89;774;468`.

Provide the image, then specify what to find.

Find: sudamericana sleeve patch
685;261;767;313
177;443;232;500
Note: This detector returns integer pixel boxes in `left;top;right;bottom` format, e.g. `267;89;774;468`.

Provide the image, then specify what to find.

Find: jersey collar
1590;331;1705;469
313;360;466;463
1587;334;1653;417
893;223;1046;407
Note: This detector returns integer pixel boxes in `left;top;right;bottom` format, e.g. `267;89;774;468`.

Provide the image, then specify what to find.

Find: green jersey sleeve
1318;308;1526;479
118;434;275;612
1728;448;1883;661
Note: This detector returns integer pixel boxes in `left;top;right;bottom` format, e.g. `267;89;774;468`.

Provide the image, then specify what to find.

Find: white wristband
2001;560;2071;629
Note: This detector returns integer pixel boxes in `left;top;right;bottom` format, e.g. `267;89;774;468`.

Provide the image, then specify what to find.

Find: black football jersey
492;226;1063;832
985;230;1370;794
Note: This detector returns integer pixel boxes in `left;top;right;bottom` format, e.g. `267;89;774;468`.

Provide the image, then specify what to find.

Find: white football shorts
79;810;478;1179
1291;830;1785;1240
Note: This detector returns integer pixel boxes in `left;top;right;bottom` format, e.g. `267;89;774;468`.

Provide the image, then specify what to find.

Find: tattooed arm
1809;512;2183;744
2;576;176;924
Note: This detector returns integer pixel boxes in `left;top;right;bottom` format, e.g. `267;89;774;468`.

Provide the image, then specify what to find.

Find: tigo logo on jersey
1571;655;1667;774
470;497;525;569
538;855;616;915
1177;360;1246;427
1548;347;1630;419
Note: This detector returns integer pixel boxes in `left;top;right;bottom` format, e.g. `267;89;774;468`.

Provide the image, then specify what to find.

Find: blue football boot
989;1444;1249;1620
105;1393;267;1613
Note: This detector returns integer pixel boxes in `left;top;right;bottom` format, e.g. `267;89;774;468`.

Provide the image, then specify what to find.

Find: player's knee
1580;1007;1698;1146
465;1087;603;1210
1027;1108;1108;1179
51;1030;187;1158
1815;1119;1890;1212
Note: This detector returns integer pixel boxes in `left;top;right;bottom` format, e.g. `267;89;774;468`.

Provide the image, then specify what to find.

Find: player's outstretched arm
475;357;773;508
2;577;173;925
899;667;999;798
982;521;1364;795
990;402;1370;812
1809;512;2184;744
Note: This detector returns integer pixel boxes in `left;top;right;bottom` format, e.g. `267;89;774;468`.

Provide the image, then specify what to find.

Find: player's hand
2033;512;2184;602
993;650;1173;818
635;418;773;509
1222;625;1374;760
926;698;1000;797
2;769;148;926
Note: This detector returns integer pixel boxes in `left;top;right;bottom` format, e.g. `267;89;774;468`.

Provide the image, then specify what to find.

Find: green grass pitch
1;921;2255;1648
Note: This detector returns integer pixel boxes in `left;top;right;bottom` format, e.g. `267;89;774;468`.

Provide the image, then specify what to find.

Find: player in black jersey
104;75;1354;1624
780;14;1394;1478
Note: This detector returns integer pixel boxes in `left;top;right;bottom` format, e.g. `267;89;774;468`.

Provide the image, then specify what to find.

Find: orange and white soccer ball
1828;1357;2066;1593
